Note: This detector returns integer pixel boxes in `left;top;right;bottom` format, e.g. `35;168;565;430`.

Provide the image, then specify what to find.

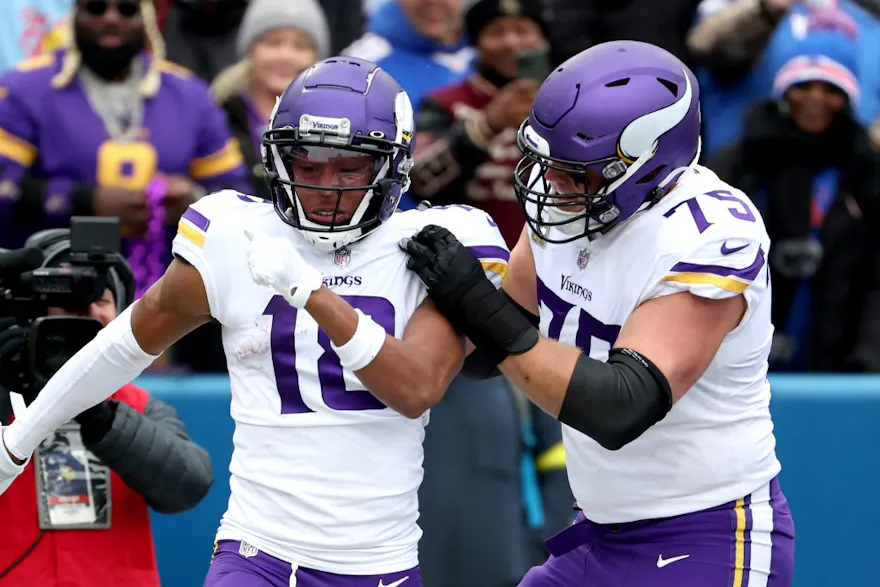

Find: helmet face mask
514;41;702;244
514;129;630;242
262;58;415;251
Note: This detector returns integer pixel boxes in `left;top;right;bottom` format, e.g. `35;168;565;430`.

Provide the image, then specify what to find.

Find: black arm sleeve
81;397;214;513
558;348;673;451
12;174;95;227
460;291;540;380
408;97;492;204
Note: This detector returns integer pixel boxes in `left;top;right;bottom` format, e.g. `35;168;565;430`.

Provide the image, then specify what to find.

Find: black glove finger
400;237;433;260
405;254;430;277
413;225;451;252
438;227;464;249
0;317;16;331
417;224;453;242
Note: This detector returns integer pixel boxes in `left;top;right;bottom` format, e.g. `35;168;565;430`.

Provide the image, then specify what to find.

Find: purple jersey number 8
263;295;394;414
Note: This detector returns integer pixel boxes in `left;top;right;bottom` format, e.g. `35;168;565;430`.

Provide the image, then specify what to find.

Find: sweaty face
398;0;463;44
477;16;546;80
47;288;118;327
75;0;146;80
250;28;319;98
290;147;380;226
786;81;848;135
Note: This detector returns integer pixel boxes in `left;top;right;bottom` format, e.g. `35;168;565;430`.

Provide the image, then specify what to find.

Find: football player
401;40;795;587
0;57;509;587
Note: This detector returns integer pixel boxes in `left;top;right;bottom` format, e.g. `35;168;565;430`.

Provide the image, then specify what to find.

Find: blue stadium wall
139;374;880;587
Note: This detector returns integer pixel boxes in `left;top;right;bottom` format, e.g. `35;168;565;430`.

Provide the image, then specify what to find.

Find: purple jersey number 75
663;190;756;233
263;294;394;413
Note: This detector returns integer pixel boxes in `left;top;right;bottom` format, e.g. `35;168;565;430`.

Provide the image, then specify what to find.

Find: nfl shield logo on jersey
576;247;590;270
334;247;351;268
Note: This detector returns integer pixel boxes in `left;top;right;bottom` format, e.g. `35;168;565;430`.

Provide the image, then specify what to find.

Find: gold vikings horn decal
616;70;693;164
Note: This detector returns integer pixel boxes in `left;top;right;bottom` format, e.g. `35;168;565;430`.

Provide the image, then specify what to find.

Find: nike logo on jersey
378;577;410;587
721;241;748;255
656;554;690;568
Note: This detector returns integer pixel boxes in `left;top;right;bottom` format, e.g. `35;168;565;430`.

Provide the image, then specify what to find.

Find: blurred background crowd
0;0;878;586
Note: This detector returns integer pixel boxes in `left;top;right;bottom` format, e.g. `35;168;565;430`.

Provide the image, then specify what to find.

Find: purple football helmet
514;40;702;243
263;57;415;251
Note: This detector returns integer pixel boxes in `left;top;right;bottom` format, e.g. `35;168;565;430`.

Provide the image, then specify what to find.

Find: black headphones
23;228;136;311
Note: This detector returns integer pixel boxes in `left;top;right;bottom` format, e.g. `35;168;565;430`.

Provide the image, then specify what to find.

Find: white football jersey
527;165;781;523
171;192;508;573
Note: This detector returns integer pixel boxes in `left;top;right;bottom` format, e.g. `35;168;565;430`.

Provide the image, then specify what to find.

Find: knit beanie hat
465;0;549;44
236;0;331;60
773;30;860;105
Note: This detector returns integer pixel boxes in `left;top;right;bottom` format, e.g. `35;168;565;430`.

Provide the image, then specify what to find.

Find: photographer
0;226;213;587
408;0;550;248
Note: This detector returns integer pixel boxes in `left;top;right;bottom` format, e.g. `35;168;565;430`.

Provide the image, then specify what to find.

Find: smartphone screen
516;49;553;81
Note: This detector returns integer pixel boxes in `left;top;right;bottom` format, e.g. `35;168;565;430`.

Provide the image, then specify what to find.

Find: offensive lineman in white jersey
401;41;795;586
0;57;510;587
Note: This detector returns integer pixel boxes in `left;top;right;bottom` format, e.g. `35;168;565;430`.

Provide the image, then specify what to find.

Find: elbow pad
557;348;672;451
461;291;540;380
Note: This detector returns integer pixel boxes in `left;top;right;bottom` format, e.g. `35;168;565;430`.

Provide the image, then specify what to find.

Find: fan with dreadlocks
0;0;250;302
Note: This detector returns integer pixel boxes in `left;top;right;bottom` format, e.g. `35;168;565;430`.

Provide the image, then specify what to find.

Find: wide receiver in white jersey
401;41;795;587
0;57;510;587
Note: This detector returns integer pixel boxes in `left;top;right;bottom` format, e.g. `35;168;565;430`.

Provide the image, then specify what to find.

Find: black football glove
400;225;538;360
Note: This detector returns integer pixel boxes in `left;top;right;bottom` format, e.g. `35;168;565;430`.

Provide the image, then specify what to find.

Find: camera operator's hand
75;400;117;444
484;78;541;134
93;186;149;235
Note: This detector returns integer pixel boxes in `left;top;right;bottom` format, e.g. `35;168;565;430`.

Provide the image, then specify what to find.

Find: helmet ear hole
636;165;667;185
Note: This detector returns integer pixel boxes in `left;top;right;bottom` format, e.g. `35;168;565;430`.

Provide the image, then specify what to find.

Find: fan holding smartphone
410;0;553;248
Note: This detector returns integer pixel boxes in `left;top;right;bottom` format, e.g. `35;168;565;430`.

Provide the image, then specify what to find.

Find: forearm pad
558;348;673;451
3;304;158;459
461;291;540;380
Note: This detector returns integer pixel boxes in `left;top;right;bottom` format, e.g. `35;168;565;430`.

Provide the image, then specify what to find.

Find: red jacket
0;384;160;587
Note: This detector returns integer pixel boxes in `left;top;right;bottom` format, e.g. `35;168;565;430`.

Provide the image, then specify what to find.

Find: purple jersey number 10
263;295;395;413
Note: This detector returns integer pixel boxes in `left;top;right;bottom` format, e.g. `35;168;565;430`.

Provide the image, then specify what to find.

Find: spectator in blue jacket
688;0;880;157
343;0;473;209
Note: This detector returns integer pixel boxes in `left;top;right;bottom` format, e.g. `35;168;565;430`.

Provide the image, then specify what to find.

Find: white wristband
332;309;388;371
287;266;324;309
